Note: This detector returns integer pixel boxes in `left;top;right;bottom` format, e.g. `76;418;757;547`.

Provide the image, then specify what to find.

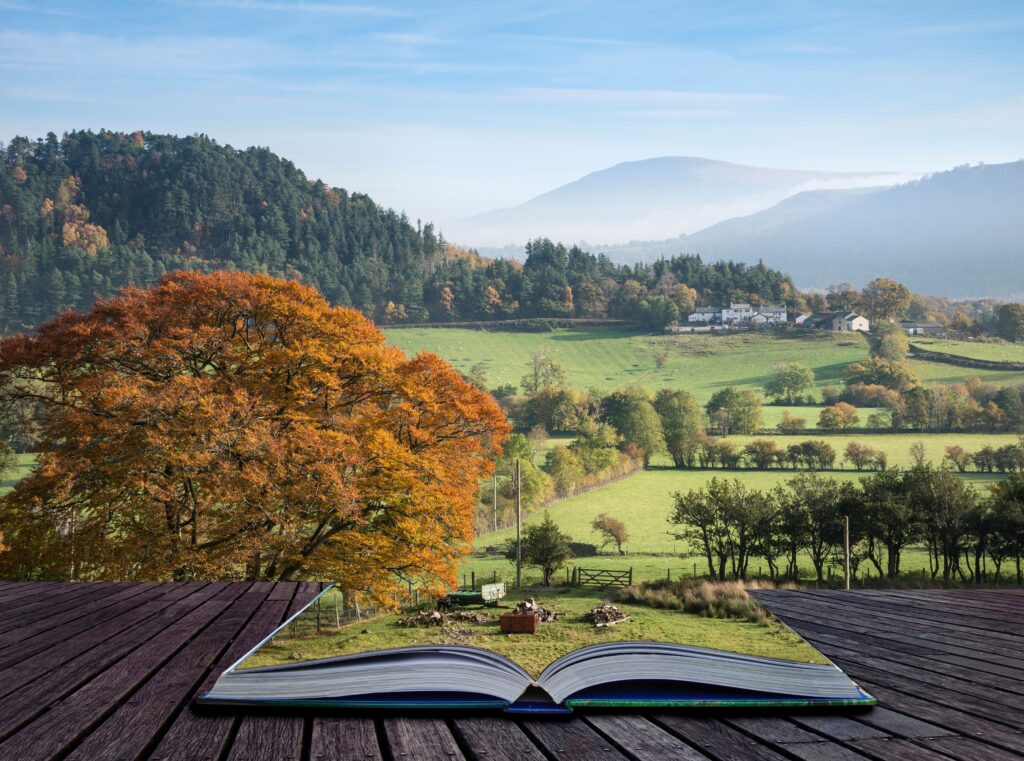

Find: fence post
667;568;671;581
493;570;497;584
629;567;633;586
471;571;475;590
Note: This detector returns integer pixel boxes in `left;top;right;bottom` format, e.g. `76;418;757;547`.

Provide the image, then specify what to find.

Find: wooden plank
788;715;890;741
850;679;1024;754
722;717;872;761
226;716;304;761
758;593;1024;662
585;714;712;760
149;588;293;761
920;736;1024;760
382;718;465;761
0;583;206;701
0;583;242;761
310;717;383;761
844;738;956;761
0;583;223;743
651;716;789;761
0;582;170;662
62;583;270;761
521;718;631;761
451;717;547;761
845;706;956;740
226;582;313;761
0;583;131;636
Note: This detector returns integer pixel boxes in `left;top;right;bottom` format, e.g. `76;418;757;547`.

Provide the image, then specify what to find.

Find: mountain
456;157;901;247
591;187;882;265
677;161;1024;297
0;130;448;332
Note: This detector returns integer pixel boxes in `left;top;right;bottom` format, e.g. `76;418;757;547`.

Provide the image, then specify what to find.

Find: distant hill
456;157;900;247
677;162;1024;297
0;130;448;332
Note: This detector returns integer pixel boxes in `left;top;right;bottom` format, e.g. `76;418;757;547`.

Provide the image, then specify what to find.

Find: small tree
818;402;859;430
944;445;973;473
0;442;15;483
514;513;573;585
544;446;585;495
844;442;877;471
654;389;705;468
520;352;568;394
777;411;806;435
591;513;629;555
744;439;782;469
764;363;815;404
706;387;764;436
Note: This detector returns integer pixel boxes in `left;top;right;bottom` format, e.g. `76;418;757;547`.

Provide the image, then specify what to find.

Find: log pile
514;598;560;622
583;604;631;627
396;610;490;628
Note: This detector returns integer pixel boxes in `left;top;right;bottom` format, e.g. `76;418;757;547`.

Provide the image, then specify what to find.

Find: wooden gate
572;567;633;588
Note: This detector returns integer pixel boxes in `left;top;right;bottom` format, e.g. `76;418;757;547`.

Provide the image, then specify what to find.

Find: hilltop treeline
0;130;798;333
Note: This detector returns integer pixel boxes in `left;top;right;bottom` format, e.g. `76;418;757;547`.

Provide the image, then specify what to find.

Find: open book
200;585;874;714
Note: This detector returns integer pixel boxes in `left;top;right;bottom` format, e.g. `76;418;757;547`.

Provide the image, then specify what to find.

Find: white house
803;312;869;332
687;307;719;324
721;303;756;324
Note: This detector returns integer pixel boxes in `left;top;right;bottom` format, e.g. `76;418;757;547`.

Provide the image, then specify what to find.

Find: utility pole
844;514;851;591
492;472;498;532
515;457;522;588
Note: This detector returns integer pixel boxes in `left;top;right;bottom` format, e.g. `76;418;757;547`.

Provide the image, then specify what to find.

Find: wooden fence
572;567;633;588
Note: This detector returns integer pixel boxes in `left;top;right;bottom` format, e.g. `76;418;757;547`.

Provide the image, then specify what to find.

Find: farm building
801;311;870;332
900;321;943;336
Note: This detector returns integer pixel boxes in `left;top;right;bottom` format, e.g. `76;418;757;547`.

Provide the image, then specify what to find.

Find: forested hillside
0;130;799;332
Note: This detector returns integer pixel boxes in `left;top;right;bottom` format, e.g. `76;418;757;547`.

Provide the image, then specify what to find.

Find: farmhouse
900;320;943;336
801;311;870;332
687;303;787;326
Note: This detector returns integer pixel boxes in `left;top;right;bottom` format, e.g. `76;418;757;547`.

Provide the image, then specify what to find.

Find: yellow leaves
11;166;27;184
56;175;81;210
0;271;509;603
40;198;54;216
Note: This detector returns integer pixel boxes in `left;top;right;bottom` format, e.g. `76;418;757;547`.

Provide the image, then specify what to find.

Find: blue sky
2;0;1023;226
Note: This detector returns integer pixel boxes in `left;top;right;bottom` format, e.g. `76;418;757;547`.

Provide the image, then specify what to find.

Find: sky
2;0;1023;229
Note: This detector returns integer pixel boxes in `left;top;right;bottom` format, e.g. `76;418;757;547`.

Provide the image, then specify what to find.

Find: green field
911;338;1024;363
0;454;35;496
385;327;870;402
466;431;1014;586
386;326;1024;401
242;586;825;677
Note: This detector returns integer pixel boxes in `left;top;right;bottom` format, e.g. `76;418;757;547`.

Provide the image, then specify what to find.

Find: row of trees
671;470;1024;584
945;443;1024;473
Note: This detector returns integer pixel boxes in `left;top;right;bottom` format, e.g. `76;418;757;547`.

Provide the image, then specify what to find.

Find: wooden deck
0;583;1021;760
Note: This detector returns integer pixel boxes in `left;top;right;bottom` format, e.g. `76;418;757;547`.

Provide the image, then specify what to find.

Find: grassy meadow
243;586;825;677
386;325;1024;401
0;454;36;496
910;337;1024;363
385;326;870;402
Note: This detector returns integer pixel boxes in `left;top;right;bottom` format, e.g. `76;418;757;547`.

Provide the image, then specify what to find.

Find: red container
500;611;540;634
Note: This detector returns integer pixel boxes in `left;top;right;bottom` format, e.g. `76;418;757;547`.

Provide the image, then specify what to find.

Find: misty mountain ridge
456;156;907;247
665;161;1024;298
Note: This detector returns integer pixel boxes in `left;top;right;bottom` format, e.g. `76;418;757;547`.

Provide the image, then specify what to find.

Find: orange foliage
0;272;508;603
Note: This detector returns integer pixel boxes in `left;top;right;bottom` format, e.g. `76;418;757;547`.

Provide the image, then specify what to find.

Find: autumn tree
0;272;509;604
591;513;629;555
818;402;860;430
860;277;912;323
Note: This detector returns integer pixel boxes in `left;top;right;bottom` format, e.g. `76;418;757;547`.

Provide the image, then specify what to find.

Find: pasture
385;326;870;401
910;337;1024;363
0;454;35;496
386;325;1024;401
